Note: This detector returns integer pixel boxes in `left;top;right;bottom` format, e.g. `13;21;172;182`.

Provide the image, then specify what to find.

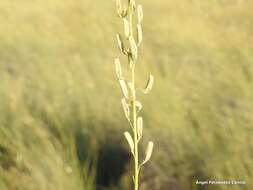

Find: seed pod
116;34;125;53
137;5;143;23
129;0;136;11
137;117;143;140
119;79;129;99
123;19;130;38
114;58;122;79
137;24;142;46
128;52;134;68
135;101;142;112
124;132;134;154
116;0;122;17
129;36;138;62
142;141;154;164
127;82;134;98
121;98;130;120
121;6;128;18
144;75;154;94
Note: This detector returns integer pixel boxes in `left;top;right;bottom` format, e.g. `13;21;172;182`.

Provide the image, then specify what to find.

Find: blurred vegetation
0;0;253;190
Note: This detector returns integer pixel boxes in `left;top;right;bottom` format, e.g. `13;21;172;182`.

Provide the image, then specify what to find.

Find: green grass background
0;0;253;190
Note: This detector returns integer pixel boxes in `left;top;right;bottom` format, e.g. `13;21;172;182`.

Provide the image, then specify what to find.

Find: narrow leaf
137;24;142;46
144;75;154;94
142;141;154;164
114;58;122;78
121;98;130;120
137;117;143;141
119;79;128;99
124;132;134;153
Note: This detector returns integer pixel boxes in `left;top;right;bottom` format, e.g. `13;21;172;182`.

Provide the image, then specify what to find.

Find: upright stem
115;1;153;190
132;64;139;190
128;4;139;190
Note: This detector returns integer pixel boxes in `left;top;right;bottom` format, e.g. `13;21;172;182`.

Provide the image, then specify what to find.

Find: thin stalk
128;5;139;190
114;1;154;190
132;64;139;190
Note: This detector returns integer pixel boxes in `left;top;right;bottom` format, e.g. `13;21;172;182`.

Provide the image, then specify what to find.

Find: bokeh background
0;0;253;190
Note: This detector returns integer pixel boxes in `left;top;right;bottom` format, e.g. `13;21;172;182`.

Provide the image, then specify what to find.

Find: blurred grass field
1;0;253;190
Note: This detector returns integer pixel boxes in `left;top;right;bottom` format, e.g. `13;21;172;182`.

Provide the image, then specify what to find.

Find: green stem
129;2;139;190
132;64;139;190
